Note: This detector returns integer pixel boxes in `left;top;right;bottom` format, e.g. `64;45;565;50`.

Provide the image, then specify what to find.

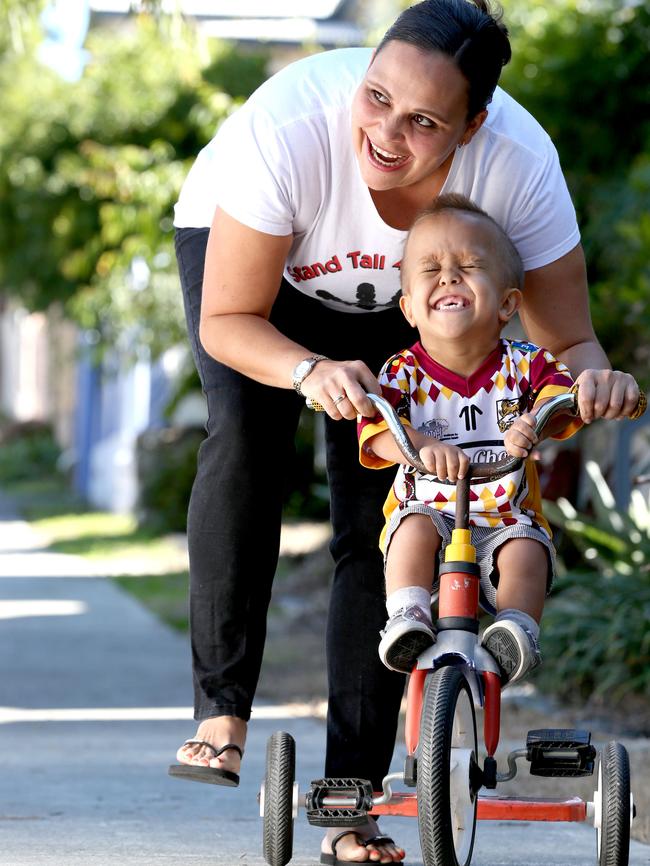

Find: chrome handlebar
367;389;578;485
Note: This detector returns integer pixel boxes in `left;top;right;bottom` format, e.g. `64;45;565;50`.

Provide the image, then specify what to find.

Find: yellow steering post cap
445;528;476;563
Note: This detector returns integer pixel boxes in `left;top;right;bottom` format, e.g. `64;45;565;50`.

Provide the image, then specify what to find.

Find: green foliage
0;420;61;482
581;157;650;378
540;461;650;698
0;0;47;55
135;425;205;533
0;14;268;358
3;476;87;521
202;41;269;99
282;412;330;520
503;0;650;203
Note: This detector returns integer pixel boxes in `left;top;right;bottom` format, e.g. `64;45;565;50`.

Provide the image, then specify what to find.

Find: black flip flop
320;831;400;865
168;740;243;787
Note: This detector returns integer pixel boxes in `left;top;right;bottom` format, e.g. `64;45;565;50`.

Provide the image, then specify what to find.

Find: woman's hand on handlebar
419;441;470;483
299;359;381;420
503;412;539;459
574;369;640;424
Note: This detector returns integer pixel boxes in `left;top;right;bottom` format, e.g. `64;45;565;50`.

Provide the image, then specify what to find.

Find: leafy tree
0;0;47;55
581;157;650;377
0;14;268;357
502;0;649;217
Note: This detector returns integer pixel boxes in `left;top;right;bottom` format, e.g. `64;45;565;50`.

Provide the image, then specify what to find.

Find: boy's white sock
386;586;432;621
495;608;539;640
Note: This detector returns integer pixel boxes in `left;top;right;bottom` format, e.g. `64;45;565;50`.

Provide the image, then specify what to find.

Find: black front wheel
596;741;631;866
262;731;296;866
417;666;478;866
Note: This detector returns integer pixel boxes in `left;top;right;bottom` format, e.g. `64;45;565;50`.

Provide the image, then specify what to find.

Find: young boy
358;194;582;684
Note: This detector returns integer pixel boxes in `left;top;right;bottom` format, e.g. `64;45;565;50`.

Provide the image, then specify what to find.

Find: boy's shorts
382;505;556;613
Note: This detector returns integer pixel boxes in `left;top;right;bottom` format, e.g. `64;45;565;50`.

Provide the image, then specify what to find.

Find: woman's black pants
175;226;416;789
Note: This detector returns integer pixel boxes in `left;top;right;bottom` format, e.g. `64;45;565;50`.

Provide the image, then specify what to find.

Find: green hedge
135;425;205;533
0;420;61;483
540;461;650;699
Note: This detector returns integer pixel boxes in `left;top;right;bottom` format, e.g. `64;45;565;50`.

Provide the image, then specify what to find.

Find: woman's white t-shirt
174;48;580;314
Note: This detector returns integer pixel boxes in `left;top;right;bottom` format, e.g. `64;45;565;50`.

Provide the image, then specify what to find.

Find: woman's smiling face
351;41;486;193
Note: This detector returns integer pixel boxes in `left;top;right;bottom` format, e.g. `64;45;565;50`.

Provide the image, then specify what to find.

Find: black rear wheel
596;741;631;866
262;731;296;866
417;666;478;866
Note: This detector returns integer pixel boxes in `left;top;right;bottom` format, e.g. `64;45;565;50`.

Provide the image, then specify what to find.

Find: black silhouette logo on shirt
315;284;401;311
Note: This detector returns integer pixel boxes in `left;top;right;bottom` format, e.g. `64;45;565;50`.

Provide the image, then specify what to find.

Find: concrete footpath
1;501;649;865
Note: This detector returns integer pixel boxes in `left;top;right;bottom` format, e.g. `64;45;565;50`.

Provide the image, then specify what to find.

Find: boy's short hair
402;193;525;291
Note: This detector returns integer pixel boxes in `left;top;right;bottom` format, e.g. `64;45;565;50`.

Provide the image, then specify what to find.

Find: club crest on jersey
496;396;526;432
510;339;537;353
419;418;450;439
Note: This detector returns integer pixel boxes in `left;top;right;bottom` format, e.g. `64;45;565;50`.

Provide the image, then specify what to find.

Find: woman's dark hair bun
377;0;512;119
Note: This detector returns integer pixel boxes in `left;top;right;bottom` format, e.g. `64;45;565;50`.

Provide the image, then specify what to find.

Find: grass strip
115;571;189;632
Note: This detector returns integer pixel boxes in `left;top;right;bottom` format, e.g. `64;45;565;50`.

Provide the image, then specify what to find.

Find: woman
170;1;638;862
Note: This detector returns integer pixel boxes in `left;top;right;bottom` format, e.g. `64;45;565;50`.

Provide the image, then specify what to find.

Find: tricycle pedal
306;807;370;827
526;728;596;777
482;756;497;789
404;754;417;787
306;778;374;827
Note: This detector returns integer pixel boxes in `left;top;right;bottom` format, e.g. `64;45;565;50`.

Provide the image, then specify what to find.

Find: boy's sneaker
378;605;436;673
481;618;542;685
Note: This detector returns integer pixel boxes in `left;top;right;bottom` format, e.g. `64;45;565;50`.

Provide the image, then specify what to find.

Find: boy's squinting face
399;212;521;349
